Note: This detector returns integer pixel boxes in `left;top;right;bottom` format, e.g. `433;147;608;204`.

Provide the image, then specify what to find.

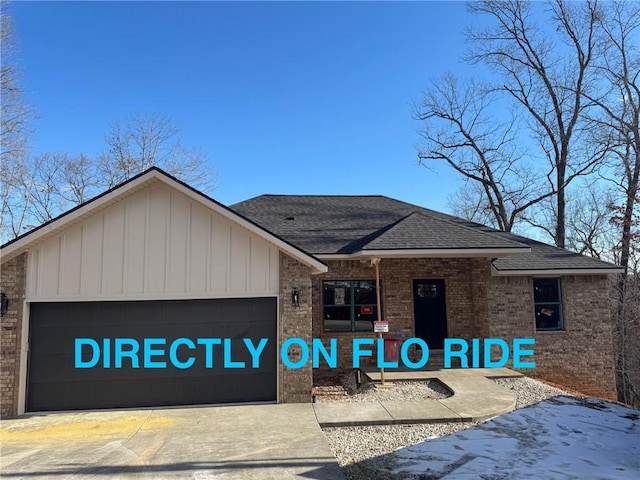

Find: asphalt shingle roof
362;212;524;251
231;195;417;254
231;195;620;271
490;235;620;271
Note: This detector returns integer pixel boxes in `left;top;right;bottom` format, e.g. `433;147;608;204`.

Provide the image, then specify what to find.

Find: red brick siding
487;275;617;399
311;258;492;370
1;248;618;411
278;252;313;402
0;253;26;418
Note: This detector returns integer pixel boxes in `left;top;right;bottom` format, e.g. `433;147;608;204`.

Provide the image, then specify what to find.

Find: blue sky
11;1;481;210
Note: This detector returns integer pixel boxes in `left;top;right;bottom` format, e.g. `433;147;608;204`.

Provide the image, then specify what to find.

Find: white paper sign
374;321;389;333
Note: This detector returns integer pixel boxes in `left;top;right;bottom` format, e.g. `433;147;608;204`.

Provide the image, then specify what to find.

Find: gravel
323;422;478;480
492;376;573;409
316;377;451;403
322;375;575;480
349;380;451;402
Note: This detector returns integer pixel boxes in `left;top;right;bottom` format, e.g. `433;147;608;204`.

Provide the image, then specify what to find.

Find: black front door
413;279;448;349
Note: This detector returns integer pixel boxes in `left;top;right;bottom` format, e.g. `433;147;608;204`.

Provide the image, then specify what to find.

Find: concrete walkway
313;368;523;427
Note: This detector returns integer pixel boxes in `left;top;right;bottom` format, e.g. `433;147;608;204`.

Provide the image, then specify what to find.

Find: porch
313;367;523;427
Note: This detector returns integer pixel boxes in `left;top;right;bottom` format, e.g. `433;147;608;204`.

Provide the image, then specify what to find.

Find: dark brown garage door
27;298;277;412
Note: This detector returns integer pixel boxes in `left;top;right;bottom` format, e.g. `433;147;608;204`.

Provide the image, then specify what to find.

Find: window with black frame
323;280;380;332
533;278;564;331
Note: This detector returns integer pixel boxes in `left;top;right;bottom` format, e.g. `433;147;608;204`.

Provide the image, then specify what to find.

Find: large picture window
533;278;564;331
323;280;381;332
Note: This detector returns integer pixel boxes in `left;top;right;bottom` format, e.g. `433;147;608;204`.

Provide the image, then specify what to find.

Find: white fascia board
490;265;623;276
317;247;531;260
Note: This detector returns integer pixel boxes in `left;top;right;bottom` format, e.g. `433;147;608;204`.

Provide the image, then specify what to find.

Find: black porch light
292;288;300;307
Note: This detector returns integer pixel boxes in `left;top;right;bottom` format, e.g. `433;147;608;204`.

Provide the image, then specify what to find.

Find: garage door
27;298;277;412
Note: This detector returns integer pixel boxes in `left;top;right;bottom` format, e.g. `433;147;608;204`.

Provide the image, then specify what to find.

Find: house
0;168;621;417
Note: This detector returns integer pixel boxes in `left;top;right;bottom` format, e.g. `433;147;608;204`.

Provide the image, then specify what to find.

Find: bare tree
585;1;640;279
98;113;215;192
577;0;640;406
1;1;35;239
1;113;217;243
459;0;603;247
417;75;546;231
21;153;69;226
56;153;98;205
610;244;640;408
2;152;103;240
448;180;503;229
564;183;618;259
0;1;33;165
416;1;639;404
1;159;30;238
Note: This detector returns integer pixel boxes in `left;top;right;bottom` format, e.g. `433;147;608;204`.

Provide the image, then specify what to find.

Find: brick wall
311;257;492;370
487;274;617;400
3;248;616;410
1;253;26;418
278;252;313;403
310;259;617;400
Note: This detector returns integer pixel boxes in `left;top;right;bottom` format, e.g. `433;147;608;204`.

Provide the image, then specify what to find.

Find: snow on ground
391;396;639;479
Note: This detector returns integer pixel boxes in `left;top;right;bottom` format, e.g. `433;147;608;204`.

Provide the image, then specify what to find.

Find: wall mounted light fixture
292;288;300;307
0;293;8;317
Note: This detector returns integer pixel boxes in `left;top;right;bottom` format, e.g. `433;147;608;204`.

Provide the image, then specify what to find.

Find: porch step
312;385;348;395
412;349;462;369
312;385;349;399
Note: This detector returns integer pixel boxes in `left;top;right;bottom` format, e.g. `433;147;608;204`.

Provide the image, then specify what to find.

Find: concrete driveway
0;404;344;479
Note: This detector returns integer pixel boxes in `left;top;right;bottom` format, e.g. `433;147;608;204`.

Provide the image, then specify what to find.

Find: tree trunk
556;164;567;248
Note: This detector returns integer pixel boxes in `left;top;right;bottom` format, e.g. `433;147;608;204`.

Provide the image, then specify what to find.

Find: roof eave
317;247;531;260
491;265;624;276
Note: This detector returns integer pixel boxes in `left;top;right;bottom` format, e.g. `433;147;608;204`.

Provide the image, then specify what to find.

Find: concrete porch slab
313;368;521;427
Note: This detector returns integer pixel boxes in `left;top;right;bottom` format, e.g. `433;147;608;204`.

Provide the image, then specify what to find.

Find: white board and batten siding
26;184;279;301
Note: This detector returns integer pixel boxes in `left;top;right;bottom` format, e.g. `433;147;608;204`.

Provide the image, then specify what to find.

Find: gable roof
0;168;327;274
231;195;622;274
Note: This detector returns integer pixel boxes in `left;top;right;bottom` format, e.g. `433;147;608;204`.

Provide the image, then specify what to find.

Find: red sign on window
361;306;373;314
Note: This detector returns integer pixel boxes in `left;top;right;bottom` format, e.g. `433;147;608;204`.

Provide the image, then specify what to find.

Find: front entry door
413;279;448;349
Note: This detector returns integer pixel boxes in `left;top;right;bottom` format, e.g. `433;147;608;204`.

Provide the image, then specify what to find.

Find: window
323;280;381;332
533;278;564;331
